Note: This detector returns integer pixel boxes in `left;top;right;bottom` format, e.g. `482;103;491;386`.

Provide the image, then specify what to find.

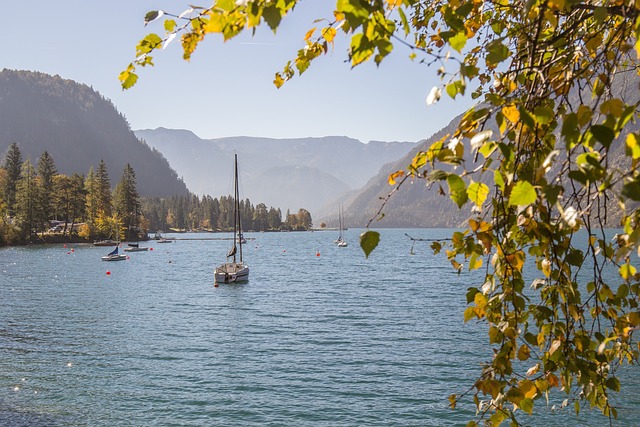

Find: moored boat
101;246;128;261
123;242;149;252
215;154;249;284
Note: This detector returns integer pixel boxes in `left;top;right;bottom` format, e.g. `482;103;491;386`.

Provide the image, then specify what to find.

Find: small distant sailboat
214;154;249;283
124;242;149;252
94;238;118;246
154;231;174;243
101;246;127;261
335;204;347;247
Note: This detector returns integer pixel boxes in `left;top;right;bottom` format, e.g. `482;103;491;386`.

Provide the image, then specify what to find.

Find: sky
1;1;472;144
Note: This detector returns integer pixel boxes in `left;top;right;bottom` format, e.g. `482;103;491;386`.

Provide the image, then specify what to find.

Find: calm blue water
0;229;638;426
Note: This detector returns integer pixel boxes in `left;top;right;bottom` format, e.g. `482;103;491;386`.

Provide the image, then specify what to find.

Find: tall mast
235;154;243;263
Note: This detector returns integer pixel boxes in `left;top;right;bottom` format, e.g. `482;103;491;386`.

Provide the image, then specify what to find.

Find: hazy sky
1;1;472;143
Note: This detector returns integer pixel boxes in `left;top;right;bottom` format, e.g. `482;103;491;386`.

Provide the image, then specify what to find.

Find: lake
1;229;638;426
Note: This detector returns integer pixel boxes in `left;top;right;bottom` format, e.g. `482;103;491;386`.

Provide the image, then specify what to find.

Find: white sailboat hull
101;254;128;261
214;262;249;283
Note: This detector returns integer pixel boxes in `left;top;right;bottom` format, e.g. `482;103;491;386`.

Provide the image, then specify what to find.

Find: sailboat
214;154;249;283
124;242;149;252
335;204;348;247
101;246;127;261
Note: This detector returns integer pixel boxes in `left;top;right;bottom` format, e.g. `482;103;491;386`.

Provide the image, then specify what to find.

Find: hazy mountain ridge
0;69;188;196
134;128;416;214
336;72;640;229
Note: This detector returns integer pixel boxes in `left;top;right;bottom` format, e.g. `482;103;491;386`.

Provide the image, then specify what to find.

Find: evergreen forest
0;143;312;246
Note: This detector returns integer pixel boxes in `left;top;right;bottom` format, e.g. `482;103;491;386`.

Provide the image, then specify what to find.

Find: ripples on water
0;229;638;426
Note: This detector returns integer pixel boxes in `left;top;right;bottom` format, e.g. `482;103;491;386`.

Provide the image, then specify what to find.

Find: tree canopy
123;1;640;424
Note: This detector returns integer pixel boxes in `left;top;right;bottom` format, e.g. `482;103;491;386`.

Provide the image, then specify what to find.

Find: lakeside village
0;144;315;247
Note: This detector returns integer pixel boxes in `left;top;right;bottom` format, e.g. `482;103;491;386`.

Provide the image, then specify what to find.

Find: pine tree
95;159;112;217
69;173;86;230
37;151;57;223
3;142;23;217
114;163;141;240
15;159;38;239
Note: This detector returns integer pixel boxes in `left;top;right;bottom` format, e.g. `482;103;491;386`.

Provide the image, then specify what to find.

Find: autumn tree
124;1;640;424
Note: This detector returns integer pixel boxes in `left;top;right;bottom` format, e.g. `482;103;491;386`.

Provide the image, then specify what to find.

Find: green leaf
494;170;505;191
359;230;380;259
144;10;163;26
467;182;489;208
119;68;139;90
449;31;467;53
591;124;615;149
485;40;510;66
534;106;554;125
519;397;534;415
447;174;468;208
446;81;465;99
509;181;537;206
622;179;640;201
606;376;621;393
263;5;283;30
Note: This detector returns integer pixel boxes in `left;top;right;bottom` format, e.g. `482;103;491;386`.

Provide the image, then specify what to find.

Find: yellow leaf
322;27;336;43
463;306;476;322
469;255;483;271
449;394;457;410
388;170;405;185
548;0;565;10
304;27;316;41
541;258;551;277
518;379;538;399
517;344;531;361
577;105;592;127
620;262;637;280
626;133;640;160
600;98;624;117
474;292;488;309
502;104;520;123
549;339;562;355
387;0;403;6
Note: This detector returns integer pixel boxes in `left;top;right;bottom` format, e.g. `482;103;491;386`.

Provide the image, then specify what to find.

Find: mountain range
3;68;636;230
134;128;416;215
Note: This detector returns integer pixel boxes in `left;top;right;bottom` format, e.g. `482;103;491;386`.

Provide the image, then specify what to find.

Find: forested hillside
0;69;188;196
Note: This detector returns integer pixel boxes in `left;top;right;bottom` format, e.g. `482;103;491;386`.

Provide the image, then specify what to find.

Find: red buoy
316;252;320;257
106;271;111;275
